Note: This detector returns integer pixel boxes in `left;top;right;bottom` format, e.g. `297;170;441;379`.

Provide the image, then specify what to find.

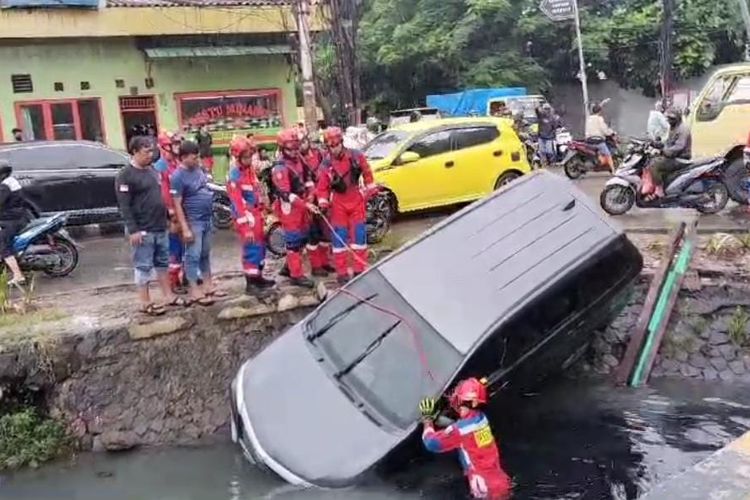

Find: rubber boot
336;275;350;286
245;275;276;294
291;276;316;288
287;251;315;288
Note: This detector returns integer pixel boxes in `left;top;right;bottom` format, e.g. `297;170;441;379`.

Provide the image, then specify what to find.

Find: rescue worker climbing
154;131;185;293
420;378;512;499
227;137;275;293
299;132;334;276
316;126;376;285
270;128;318;288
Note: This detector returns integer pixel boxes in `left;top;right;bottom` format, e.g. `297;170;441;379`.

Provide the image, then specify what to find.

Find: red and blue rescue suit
154;155;183;288
271;156;313;278
227;161;266;277
422;410;512;499
316;149;374;278
301;147;331;270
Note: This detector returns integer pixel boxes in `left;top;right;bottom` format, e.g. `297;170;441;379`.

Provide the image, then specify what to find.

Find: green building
0;0;313;168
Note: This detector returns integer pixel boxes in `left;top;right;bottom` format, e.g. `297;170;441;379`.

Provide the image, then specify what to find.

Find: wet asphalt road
37;172;750;296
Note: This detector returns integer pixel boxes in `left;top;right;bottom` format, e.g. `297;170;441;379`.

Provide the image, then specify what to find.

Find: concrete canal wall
0;287;322;451
640;431;750;499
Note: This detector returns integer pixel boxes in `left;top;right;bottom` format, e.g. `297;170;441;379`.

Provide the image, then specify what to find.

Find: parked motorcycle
600;140;728;216
7;213;80;277
520;127;571;169
265;190;394;257
562;135;621;179
208;182;233;230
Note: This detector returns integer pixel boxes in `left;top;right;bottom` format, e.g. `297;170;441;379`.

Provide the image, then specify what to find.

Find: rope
313;207;436;382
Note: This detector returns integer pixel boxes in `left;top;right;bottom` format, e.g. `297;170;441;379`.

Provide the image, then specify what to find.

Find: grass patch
728;306;750;347
0;408;69;470
0;308;66;332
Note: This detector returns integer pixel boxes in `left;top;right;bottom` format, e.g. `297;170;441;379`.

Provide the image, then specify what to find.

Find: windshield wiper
306;293;379;342
333;320;401;379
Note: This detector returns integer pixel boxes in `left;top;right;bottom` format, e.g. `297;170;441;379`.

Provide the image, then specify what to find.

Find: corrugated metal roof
107;0;289;7
378;171;621;354
144;45;291;57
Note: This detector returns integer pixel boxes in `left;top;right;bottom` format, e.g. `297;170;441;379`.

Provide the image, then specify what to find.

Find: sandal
166;296;189;308
188;296;215;307
141;303;166;316
205;289;228;298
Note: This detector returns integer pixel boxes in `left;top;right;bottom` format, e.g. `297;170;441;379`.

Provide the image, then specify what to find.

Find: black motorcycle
208;182;233;230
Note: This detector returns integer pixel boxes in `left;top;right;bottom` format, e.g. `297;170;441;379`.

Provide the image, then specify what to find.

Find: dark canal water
2;378;749;500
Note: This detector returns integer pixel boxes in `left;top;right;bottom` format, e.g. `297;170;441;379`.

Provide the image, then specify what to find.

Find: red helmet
157;131;173;150
230;136;256;159
323;126;344;148
449;378;488;410
277;128;300;150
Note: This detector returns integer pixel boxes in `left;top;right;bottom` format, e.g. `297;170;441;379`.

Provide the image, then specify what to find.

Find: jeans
538;138;556;162
183;220;213;284
132;231;169;286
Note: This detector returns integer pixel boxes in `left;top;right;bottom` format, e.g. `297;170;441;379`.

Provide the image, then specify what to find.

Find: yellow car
364;117;530;213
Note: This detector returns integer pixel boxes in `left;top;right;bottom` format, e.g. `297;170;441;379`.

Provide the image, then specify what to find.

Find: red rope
315;209;436;382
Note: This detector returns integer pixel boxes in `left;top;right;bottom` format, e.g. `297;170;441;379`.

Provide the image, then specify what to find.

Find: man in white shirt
647;101;670;142
585;102;615;172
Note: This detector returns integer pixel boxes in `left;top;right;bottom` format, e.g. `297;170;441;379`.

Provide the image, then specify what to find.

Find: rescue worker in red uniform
154;131;185;293
271;129;317;288
227;137;275;293
420;378;512;499
299;132;334;276
316;127;375;285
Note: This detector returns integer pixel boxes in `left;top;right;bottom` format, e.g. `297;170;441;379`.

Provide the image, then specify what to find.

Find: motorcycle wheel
723;158;749;205
212;202;233;230
366;194;393;244
563;157;585;180
43;235;79;277
600;185;635;215
265;221;286;258
696;182;729;214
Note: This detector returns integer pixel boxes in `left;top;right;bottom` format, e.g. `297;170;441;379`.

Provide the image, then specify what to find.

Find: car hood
366;157;392;172
236;324;407;487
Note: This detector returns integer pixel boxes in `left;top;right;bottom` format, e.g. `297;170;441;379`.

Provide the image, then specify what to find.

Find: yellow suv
364;117;530;213
690;63;750;202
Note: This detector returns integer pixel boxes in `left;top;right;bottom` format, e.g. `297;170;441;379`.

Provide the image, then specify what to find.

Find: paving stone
688;353;708;369
710;356;728;371
719;370;736;382
703;367;718;380
728;360;746;375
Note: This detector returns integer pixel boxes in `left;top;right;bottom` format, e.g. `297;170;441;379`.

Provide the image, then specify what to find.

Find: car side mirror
398;151;421;164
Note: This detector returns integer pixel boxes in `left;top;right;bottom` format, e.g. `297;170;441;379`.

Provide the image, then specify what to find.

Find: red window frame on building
174;89;285;145
14;98;106;142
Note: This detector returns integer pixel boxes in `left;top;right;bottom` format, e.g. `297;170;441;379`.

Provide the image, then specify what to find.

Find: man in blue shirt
170;141;224;305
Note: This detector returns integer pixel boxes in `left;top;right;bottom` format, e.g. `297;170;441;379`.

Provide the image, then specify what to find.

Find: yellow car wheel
494;171;523;190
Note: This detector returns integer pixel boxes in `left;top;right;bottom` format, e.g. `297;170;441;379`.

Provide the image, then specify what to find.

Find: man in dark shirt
0;159;29;285
170;140;222;305
115;136;180;315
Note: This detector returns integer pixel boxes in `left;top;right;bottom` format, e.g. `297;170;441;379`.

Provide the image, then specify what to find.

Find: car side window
451;127;499;150
75;145;129;169
5;146;75;171
406;130;451;159
726;75;750;104
697;74;736;122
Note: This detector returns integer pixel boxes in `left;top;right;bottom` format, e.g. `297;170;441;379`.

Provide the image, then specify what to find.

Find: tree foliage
355;0;746;110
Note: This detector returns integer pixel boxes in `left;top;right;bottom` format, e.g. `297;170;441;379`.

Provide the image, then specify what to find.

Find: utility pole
572;0;589;119
659;0;675;100
295;0;318;133
738;0;750;60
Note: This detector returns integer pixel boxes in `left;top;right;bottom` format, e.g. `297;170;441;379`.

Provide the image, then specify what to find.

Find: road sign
539;0;575;21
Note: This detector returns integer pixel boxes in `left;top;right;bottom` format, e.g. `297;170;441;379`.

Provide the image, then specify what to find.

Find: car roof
376;171;622;354
0;140;120;152
389;116;511;133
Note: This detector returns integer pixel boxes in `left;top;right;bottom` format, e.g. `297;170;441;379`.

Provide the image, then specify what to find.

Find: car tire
724;157;749;205
494;171;522;190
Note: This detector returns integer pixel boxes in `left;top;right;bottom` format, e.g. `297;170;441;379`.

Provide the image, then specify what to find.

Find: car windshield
305;270;461;429
363;131;409;160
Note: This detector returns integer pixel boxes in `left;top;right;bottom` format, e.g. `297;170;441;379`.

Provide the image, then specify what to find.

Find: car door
2;144;85;214
387;129;454;210
73;144;129;212
448;126;502;200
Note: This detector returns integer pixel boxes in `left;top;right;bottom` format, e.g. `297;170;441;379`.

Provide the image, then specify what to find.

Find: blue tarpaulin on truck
426;88;527;117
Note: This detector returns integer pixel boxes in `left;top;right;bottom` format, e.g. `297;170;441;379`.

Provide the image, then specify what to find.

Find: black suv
0;141;129;225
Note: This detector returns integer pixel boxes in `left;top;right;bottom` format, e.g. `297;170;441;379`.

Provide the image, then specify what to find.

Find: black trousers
0;220;25;259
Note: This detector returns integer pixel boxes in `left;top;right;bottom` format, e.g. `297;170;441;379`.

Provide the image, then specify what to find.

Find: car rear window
451;126;499;149
305;270;462;429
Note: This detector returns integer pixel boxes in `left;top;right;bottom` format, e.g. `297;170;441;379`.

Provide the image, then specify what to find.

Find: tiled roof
107;0;290;7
